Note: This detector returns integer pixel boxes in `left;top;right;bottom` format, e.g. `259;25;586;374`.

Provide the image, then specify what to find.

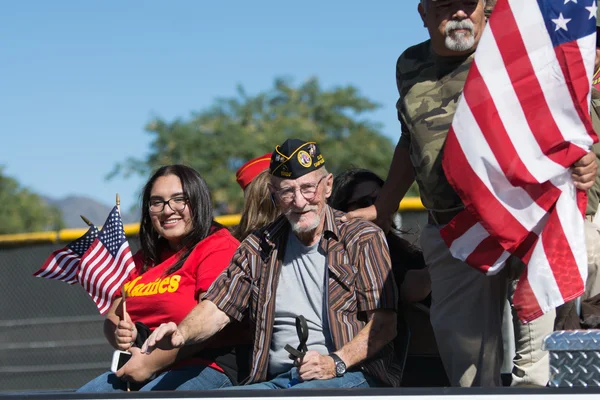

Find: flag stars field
585;2;598;18
552;13;572;31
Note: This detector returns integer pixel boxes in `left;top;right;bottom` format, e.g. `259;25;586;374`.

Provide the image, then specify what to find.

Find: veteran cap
270;139;325;179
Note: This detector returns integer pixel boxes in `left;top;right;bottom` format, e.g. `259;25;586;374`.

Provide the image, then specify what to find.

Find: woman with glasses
78;165;248;392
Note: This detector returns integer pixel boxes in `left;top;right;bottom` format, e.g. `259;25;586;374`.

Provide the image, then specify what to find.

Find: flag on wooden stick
33;226;99;284
78;206;135;314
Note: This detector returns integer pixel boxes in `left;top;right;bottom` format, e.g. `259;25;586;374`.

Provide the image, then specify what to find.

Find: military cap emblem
270;139;325;179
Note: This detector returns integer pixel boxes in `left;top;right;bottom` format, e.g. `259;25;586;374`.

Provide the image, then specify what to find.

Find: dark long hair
139;165;221;275
329;168;425;271
329;168;384;213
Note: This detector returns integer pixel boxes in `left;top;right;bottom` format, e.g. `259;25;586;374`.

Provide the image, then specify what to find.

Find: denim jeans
76;364;232;392
222;367;375;390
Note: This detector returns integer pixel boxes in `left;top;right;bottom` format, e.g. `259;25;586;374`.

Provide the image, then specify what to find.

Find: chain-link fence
0;211;427;392
0;238;140;392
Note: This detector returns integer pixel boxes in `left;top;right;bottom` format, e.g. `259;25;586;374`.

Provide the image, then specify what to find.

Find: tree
0;167;64;234
111;77;418;213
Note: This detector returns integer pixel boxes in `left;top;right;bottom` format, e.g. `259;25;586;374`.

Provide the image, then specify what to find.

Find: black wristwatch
329;353;347;377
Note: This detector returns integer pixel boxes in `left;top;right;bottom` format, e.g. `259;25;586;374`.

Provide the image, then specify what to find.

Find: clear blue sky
1;1;428;211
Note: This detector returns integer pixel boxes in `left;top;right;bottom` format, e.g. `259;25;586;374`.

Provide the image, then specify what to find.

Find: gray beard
445;34;475;52
286;206;322;233
444;19;475;52
289;213;321;233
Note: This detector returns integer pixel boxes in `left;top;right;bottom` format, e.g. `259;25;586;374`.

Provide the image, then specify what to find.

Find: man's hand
114;311;136;351
572;151;598;190
115;347;155;383
297;351;336;381
141;322;185;354
340;205;392;232
340;204;377;223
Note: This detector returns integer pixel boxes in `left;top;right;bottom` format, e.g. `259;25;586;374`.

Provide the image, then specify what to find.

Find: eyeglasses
273;176;327;203
149;196;188;213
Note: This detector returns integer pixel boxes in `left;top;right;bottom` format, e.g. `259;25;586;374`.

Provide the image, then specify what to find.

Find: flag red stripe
35;249;71;278
540;209;584;301
443;125;530;252
490;4;585;166
555;41;598;146
93;245;131;307
464;62;561;211
464;236;506;274
80;243;109;292
440;207;479;244
96;254;134;312
85;248;111;296
49;256;80;281
512;274;542;323
35;250;78;281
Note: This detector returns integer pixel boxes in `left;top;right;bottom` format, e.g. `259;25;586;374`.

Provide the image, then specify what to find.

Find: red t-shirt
119;228;239;372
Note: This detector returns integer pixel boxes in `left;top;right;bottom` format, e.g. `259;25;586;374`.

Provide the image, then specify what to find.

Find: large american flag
33;226;99;284
78;206;135;314
440;0;598;322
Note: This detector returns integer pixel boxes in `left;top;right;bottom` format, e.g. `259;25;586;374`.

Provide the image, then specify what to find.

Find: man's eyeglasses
273;176;327;203
149;196;187;213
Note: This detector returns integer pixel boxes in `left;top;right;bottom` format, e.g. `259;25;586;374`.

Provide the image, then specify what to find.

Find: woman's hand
114;311;137;351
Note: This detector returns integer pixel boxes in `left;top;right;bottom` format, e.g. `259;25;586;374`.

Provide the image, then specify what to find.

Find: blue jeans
222;367;375;390
76;364;232;392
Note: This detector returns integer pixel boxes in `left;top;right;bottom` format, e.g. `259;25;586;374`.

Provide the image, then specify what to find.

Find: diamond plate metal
543;330;600;387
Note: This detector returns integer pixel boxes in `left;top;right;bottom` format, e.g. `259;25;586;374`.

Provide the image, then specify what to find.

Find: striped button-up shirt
204;205;402;386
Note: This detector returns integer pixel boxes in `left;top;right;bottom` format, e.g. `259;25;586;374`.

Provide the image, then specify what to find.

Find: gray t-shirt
268;231;332;376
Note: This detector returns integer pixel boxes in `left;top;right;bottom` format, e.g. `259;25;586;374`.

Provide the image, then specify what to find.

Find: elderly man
143;139;402;389
343;0;598;387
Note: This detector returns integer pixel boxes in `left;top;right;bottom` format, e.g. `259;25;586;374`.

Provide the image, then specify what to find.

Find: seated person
78;165;248;392
329;168;429;304
142;139;402;389
329;168;447;387
233;154;280;241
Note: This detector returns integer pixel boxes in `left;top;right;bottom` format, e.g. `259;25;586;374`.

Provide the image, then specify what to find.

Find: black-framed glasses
274;175;327;203
148;196;188;213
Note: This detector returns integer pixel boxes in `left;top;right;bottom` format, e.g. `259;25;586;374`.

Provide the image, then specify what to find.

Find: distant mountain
45;196;140;229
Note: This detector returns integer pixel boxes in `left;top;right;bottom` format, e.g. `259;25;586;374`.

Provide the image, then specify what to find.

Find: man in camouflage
344;0;599;387
583;8;600;304
483;0;496;19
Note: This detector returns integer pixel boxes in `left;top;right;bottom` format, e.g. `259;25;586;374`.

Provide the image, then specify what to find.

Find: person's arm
299;226;398;380
116;297;229;383
116;339;221;383
141;300;231;353
143;243;255;353
374;143;416;222
342;142;415;227
297;310;397;381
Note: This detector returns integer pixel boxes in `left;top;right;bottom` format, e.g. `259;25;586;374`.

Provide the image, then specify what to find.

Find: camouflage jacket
588;87;600;216
395;40;473;211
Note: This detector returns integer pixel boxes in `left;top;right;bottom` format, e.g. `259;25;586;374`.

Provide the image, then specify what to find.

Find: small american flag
440;0;598;322
33;226;99;284
78;206;135;314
